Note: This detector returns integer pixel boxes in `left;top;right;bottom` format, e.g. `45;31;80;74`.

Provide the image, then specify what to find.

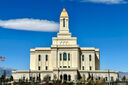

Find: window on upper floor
38;66;40;70
111;76;114;81
60;54;62;61
38;55;41;61
105;77;108;81
68;53;70;61
89;55;91;61
63;53;67;61
82;66;84;70
63;18;65;27
46;66;48;70
90;66;92;70
46;55;48;61
82;55;84;61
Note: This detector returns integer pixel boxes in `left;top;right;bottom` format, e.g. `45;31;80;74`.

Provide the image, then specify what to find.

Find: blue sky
0;0;128;72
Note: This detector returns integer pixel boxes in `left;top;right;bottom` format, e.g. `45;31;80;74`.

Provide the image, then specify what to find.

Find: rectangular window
46;55;48;61
82;55;84;61
38;66;40;70
60;54;62;61
60;66;62;68
82;66;84;70
38;55;41;61
63;66;67;68
90;66;91;70
89;55;91;61
46;66;48;70
63;18;65;27
68;66;70;68
30;77;32;81
105;77;108;81
68;53;70;61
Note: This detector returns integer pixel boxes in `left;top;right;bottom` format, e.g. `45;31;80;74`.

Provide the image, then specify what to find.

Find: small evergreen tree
10;75;13;81
122;76;126;81
26;78;28;82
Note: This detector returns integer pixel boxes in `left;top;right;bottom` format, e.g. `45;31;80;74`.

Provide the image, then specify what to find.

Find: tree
0;70;6;84
91;74;94;81
53;74;57;80
36;74;41;82
83;74;85;83
10;75;13;81
43;75;50;83
122;76;126;81
3;70;6;79
116;78;119;82
87;72;91;81
26;78;28;82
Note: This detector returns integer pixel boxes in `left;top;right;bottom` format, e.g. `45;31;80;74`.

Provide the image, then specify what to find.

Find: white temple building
12;8;118;82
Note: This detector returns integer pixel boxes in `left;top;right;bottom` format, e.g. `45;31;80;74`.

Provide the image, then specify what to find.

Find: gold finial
60;8;68;17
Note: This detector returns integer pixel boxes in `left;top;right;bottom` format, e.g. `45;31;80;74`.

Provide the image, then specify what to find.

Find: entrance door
64;74;67;81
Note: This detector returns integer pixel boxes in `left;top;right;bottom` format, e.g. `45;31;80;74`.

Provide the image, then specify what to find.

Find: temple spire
59;8;69;33
60;8;68;18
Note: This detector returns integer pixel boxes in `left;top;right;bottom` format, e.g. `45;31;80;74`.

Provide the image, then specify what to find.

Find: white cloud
81;0;127;4
0;18;59;32
61;0;127;4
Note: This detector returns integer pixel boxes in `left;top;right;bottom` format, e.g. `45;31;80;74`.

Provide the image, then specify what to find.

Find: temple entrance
64;74;67;81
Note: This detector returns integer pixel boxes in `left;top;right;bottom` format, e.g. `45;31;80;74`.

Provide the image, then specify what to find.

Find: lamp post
0;56;5;85
56;39;60;80
29;69;31;82
58;68;60;80
108;69;110;85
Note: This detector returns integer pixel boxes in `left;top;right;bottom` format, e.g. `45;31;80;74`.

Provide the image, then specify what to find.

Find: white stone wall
79;70;118;81
55;48;79;69
12;70;118;82
30;48;51;71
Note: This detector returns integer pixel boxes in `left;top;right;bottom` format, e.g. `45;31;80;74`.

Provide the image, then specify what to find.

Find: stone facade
12;8;118;82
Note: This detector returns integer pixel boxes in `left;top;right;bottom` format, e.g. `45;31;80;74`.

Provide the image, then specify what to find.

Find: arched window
60;75;62;80
60;54;62;61
68;53;70;61
63;53;67;61
46;55;48;61
111;77;114;81
64;74;67;81
38;55;41;61
82;55;84;61
89;55;91;61
68;75;71;81
63;18;65;27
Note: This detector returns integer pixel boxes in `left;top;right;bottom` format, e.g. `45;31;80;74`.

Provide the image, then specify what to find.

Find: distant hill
119;72;128;79
0;67;15;77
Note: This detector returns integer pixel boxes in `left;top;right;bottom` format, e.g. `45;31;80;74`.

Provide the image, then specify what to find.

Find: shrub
63;80;67;84
56;79;62;84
